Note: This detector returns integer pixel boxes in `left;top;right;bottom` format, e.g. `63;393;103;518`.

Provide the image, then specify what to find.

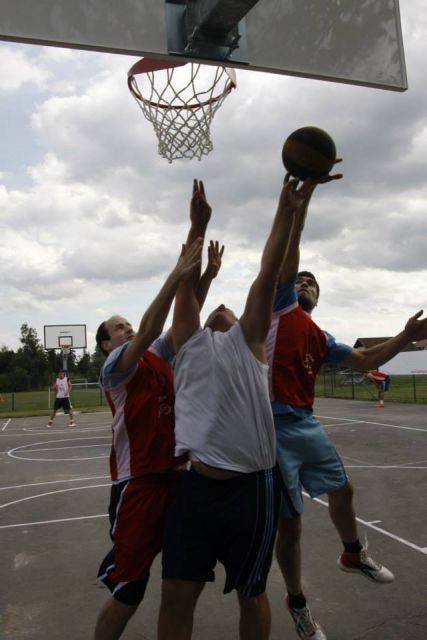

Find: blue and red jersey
266;277;352;414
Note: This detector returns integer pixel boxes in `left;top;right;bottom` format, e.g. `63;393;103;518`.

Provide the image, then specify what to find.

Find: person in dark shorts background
46;370;75;428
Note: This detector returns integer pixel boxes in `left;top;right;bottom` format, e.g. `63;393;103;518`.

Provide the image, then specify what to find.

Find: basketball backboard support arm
0;0;407;91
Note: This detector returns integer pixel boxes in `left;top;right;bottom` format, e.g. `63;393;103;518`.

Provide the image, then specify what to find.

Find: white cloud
0;3;426;353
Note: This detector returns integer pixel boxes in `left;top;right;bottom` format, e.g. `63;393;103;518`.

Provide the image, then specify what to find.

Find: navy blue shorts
54;397;70;411
162;467;280;597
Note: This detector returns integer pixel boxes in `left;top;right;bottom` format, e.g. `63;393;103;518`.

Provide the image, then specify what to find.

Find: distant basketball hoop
127;58;236;162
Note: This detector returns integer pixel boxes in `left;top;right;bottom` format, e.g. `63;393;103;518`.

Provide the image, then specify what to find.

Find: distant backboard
0;0;407;91
44;324;87;350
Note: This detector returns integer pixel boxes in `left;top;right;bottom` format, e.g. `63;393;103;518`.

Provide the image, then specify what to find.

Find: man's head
96;316;135;356
296;271;320;314
204;304;238;333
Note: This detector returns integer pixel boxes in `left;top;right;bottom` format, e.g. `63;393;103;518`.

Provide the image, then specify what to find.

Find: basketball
282;126;336;179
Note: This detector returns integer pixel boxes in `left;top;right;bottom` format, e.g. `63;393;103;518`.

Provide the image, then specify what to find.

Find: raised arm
279;163;343;285
240;177;311;360
185;179;212;288
171;181;217;353
341;310;427;370
240;173;341;361
196;240;225;311
116;239;202;372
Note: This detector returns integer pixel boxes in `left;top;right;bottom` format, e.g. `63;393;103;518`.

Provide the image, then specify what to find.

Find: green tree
16;324;50;390
77;351;91;379
88;345;106;382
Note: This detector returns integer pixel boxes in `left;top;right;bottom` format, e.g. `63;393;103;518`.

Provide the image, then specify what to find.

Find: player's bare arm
240;178;307;360
342;310;427;370
278;164;343;285
196;240;225;311
116;239;202;372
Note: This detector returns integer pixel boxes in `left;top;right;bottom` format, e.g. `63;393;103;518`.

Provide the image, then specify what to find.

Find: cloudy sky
0;2;426;355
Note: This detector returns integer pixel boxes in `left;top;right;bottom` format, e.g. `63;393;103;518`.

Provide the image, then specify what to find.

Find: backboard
0;0;407;91
44;324;87;350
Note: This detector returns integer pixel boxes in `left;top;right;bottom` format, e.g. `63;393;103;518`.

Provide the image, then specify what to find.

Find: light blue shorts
274;411;348;519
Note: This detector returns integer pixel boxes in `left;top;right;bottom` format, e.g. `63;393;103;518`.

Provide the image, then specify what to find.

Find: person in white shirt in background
47;370;75;428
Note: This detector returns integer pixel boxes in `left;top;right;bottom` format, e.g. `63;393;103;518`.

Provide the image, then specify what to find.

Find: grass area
0;387;107;418
1;374;426;418
315;372;427;404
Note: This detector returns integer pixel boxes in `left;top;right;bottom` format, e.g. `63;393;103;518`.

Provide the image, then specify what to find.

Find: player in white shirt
158;178;319;640
47;370;75;428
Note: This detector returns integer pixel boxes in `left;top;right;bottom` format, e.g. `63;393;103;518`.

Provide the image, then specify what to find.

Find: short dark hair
297;271;320;298
96;321;110;356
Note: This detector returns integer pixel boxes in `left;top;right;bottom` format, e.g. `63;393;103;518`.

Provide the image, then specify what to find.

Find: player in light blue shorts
275;410;347;519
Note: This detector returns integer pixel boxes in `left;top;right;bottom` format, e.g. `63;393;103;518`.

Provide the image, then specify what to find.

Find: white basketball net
128;62;236;162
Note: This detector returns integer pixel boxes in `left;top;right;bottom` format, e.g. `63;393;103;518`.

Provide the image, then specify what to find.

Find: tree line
0;324;106;392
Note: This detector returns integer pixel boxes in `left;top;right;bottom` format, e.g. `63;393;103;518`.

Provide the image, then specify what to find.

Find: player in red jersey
268;172;427;640
93;181;222;640
366;369;391;407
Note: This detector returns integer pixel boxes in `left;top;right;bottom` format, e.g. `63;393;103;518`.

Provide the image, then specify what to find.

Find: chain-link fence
0;384;105;414
315;367;427;404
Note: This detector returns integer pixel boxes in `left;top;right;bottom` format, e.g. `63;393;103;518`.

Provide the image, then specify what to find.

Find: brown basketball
282;126;336;179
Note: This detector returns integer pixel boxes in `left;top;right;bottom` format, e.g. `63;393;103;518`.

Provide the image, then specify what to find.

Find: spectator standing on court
157;176;316;640
268;172;427;640
47;370;75;428
366;369;391;407
93;181;222;640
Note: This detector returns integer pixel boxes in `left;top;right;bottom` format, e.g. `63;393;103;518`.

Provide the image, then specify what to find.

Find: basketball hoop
127;58;237;162
61;345;71;357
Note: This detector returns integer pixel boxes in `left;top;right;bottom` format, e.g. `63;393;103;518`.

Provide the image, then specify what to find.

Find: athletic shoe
68;422;76;427
375;403;384;408
287;598;327;639
47;420;53;428
338;546;394;583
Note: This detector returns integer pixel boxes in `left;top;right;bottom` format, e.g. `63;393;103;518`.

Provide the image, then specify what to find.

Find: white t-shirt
174;324;276;473
55;377;70;398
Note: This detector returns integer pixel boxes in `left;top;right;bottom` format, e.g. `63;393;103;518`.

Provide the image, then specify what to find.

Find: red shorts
99;473;179;591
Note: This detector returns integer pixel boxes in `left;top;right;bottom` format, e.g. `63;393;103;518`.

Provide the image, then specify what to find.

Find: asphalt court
1;399;426;639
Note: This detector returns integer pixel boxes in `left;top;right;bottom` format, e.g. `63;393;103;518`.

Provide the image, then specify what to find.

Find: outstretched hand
205;240;225;279
190;179;211;227
172;238;203;281
278;161;343;217
404;310;427;342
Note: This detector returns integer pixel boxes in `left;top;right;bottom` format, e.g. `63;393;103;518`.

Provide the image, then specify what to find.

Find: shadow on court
1;399;426;639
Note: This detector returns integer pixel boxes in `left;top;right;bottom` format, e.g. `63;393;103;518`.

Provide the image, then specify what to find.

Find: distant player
47;370;75;428
366;370;391;407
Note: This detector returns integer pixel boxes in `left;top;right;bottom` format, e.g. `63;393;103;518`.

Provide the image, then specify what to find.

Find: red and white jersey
100;340;186;481
367;370;389;383
267;304;329;409
267;278;352;412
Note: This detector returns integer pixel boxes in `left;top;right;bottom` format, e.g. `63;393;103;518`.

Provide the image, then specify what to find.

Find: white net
128;60;236;162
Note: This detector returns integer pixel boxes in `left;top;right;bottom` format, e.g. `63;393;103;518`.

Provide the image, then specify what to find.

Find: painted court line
346;464;427;469
17;444;109;453
0;475;110;491
0;484;110;510
316;414;427;433
2;419;11;431
305;492;427;555
0;514;108;529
